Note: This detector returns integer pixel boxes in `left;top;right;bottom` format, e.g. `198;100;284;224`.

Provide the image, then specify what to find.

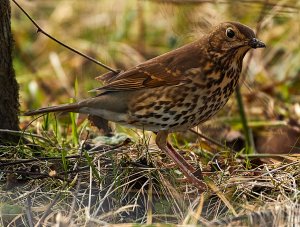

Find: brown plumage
25;22;265;190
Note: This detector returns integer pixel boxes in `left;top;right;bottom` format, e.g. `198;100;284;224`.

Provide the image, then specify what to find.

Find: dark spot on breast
227;68;234;77
206;81;213;89
181;110;188;115
213;87;221;96
191;86;197;92
189;115;196;122
147;113;155;117
133;114;144;119
158;101;171;105
154;106;162;111
170;123;179;127
207;113;213;119
148;103;156;108
174;114;182;121
183;115;190;121
192;95;200;103
162;117;169;121
205;109;213;116
233;77;239;87
198;106;206;113
203;67;215;75
154;114;162;118
213;104;221;111
176;98;185;103
134;106;144;111
163;108;170;113
188;104;197;111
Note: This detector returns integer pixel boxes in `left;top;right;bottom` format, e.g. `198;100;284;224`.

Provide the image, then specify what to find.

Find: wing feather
94;40;204;92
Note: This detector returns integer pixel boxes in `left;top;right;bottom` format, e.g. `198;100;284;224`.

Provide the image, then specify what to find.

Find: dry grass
1;133;300;226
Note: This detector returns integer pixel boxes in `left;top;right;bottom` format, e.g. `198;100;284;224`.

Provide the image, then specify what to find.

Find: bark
0;0;20;142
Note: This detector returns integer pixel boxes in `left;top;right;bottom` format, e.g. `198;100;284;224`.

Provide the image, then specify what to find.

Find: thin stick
0;128;52;143
34;182;68;227
0;138;129;167
12;0;118;73
189;129;234;152
25;196;34;227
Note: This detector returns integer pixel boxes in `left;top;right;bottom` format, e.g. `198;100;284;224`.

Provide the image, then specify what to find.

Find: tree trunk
0;0;20;142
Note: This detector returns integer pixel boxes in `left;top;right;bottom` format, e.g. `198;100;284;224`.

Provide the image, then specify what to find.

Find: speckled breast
126;68;240;132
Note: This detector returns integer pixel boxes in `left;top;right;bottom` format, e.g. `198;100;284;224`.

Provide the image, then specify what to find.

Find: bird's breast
126;60;242;132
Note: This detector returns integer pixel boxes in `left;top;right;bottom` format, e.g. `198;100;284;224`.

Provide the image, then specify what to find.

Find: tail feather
24;103;80;116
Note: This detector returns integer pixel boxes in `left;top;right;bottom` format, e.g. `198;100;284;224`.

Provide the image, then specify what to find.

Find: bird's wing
95;70;123;84
93;41;203;92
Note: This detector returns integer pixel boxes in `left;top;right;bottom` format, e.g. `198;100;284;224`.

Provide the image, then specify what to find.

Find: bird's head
208;22;265;55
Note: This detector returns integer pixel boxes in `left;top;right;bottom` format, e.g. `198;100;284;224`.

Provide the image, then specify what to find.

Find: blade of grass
146;172;153;224
61;148;68;178
235;85;255;155
53;114;59;141
84;151;102;182
69;98;79;146
42;113;49;131
70;77;79;146
205;177;238;217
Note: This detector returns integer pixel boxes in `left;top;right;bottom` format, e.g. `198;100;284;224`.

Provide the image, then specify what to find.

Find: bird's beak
248;38;266;49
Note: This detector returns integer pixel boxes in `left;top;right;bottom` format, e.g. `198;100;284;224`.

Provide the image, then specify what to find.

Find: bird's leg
166;142;203;179
165;142;195;172
156;131;206;191
155;132;197;173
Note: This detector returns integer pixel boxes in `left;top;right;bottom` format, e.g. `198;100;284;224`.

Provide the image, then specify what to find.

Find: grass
2;119;300;225
1;0;300;226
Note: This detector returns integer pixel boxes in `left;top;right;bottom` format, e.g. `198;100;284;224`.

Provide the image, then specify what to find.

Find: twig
34;182;68;227
11;0;118;73
0;128;52;143
189;128;235;152
0;155;79;167
25;196;34;227
67;177;82;221
0;169;65;180
0;138;130;167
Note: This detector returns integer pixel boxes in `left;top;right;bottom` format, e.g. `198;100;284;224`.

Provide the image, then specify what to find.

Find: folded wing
93;41;203;92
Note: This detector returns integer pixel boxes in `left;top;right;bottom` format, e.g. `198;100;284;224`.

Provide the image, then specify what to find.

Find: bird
25;22;265;191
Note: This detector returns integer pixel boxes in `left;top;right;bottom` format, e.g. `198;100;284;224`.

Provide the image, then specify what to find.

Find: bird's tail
24;103;81;116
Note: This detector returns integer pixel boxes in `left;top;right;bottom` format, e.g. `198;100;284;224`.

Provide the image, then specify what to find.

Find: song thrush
25;22;265;191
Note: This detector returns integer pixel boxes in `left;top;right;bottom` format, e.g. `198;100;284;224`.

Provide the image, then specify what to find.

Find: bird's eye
226;28;235;38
